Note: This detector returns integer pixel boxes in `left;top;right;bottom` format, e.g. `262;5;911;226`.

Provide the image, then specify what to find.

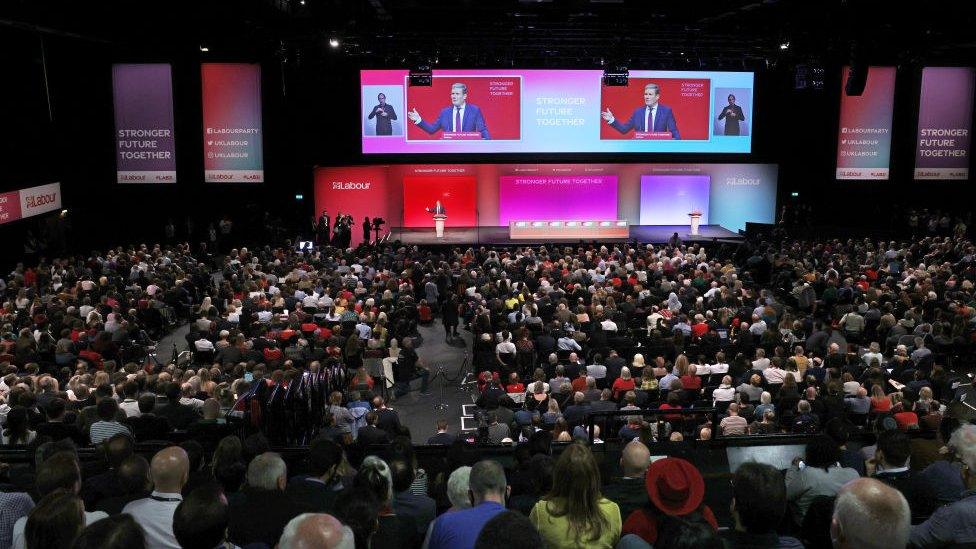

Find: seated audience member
173;486;235;549
602;440;651;520
12;452;108;549
474;511;543;549
391;457;436;536
80;434;134;509
71;515;147;549
88;398;133;445
622;456;717;546
286;437;345;513
427;419;456;445
784;435;860;526
832;478;910;549
24;490;86;549
426;460;508;549
530;443;621;548
93;455;152;515
719;403;749;436
911;425;976;547
354;456;418;549
278;513;355;549
127;394;171;441
728;462;802;548
228;452;307;547
121;446;189;549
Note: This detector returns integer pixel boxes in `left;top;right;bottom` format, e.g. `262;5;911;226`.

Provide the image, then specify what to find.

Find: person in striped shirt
89;399;132;446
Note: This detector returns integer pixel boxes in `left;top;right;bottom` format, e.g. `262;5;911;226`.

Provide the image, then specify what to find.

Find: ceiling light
779;42;790;50
329;37;340;48
199;45;209;52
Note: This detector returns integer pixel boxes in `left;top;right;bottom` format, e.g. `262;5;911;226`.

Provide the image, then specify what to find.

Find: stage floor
388;224;742;246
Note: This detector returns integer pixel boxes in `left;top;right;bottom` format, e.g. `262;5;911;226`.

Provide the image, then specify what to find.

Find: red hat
645;457;705;516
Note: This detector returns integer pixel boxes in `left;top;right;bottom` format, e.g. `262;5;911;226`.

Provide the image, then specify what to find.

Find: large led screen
639;175;711;225
401;176;478;227
361;70;754;153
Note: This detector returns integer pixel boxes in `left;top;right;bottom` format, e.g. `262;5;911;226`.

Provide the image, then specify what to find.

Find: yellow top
529;497;622;549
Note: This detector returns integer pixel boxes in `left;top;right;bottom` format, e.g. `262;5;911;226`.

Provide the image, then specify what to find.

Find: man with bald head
603;439;651;519
278;513;355;549
123;445;189;549
831;478;909;549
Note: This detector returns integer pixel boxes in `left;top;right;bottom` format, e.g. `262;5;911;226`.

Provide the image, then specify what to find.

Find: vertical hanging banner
201;63;264;182
113;64;177;183
835;66;896;180
915;67;974;180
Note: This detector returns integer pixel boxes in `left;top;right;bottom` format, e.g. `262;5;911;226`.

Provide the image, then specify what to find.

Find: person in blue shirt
425;460;508;549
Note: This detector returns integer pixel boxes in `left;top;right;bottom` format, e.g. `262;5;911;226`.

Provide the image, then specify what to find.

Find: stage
387;224;743;246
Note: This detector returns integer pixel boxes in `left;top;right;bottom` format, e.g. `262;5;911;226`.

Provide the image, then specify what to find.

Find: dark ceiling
3;0;975;69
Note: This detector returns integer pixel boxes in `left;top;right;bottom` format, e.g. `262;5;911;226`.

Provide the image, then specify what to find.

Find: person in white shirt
122;446;189;549
119;381;142;417
764;359;788;385
712;376;736;404
751;348;770;371
194;336;215;352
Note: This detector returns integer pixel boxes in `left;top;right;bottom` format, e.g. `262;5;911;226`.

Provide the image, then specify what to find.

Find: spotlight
199;45;209;52
779;42;790;50
299;0;305;4
328;37;340;48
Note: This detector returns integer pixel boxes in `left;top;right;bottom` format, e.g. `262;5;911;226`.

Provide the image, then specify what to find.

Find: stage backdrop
313;166;390;247
402;175;478;227
314;163;777;236
498;175;618;225
639;175;710;225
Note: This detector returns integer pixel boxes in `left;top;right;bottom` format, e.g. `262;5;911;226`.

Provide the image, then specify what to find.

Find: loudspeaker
845;62;868;96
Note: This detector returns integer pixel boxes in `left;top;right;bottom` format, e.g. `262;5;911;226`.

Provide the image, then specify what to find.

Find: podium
688;212;703;236
433;214;447;238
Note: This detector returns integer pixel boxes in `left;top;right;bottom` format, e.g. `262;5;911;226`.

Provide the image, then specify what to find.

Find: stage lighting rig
409;64;432;86
602;65;628;86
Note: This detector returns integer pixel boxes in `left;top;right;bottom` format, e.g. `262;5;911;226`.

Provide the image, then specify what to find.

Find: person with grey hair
446;466;473;511
407;82;490;139
910;424;976;546
278;513;355;549
831;478;909;549
228;452;306;547
602;82;680;138
426;460;509;549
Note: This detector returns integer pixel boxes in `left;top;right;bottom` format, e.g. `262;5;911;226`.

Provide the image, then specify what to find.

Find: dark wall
1;23;974;264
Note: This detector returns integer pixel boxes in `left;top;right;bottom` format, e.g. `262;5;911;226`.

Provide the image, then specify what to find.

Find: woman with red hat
621;457;718;545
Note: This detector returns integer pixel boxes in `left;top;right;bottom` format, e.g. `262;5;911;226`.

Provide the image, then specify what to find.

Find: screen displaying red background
600;78;710;140
498;175;618;224
402;176;478;227
406;76;521;141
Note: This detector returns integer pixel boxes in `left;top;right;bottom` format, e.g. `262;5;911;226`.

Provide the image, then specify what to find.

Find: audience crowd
1;231;976;548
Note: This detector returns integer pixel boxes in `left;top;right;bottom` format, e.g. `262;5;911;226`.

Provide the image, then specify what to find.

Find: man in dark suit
367;93;398;135
717;94;745;135
156;382;200;430
603;83;680;138
408;82;491;139
873;430;923;521
357;411;391;448
602;440;650;520
227;453;308;547
127;394;171;441
285;438;343;513
426;419;456;445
